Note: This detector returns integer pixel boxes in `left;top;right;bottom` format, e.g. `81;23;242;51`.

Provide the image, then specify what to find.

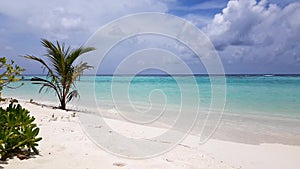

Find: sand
1;101;300;169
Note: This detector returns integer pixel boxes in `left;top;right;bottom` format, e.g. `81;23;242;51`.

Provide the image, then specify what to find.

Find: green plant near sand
0;103;42;161
24;39;95;110
0;57;24;99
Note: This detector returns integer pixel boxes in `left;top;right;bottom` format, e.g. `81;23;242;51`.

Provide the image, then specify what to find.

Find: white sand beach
1;101;300;169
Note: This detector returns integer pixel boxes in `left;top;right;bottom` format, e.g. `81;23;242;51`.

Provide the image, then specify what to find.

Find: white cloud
0;0;169;41
184;14;212;27
203;0;300;67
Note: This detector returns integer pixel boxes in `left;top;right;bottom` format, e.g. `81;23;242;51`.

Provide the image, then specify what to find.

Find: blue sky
0;0;299;74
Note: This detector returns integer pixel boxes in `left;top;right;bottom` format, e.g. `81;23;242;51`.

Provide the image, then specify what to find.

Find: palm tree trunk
60;97;66;110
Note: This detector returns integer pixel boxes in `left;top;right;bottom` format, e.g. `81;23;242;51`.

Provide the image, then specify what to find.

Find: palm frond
23;55;54;77
66;47;95;66
24;55;62;94
31;77;62;101
41;39;65;77
73;62;93;80
66;90;79;103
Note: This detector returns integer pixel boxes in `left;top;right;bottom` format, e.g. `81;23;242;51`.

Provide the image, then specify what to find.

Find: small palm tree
24;39;95;110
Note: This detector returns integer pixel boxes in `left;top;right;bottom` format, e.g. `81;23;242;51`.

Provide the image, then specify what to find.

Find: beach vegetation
24;39;95;110
0;57;24;99
0;103;42;161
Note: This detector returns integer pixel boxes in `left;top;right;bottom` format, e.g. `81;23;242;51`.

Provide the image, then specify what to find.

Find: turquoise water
3;75;300;119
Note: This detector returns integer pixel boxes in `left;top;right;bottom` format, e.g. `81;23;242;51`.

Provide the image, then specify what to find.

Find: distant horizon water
3;75;300;119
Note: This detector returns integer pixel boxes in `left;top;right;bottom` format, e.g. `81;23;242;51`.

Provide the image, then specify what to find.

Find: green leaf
0;103;42;160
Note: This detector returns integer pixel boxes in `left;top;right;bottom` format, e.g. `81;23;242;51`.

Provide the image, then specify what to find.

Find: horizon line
21;73;300;76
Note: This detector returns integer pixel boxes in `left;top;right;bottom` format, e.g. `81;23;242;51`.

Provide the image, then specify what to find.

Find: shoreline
1;99;300;169
3;96;300;146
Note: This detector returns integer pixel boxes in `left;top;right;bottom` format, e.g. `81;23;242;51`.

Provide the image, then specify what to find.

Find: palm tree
24;39;95;110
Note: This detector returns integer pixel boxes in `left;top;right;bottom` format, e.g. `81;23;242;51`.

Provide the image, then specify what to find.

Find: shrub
0;57;25;99
0;103;42;161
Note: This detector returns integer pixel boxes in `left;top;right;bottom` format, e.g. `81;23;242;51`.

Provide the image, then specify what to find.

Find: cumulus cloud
184;14;212;27
203;0;300;68
0;0;169;41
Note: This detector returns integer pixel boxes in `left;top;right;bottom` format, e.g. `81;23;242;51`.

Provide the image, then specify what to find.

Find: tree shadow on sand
0;160;7;169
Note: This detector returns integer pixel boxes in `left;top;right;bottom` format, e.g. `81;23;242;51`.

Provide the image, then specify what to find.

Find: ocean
3;75;300;145
4;75;300;118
